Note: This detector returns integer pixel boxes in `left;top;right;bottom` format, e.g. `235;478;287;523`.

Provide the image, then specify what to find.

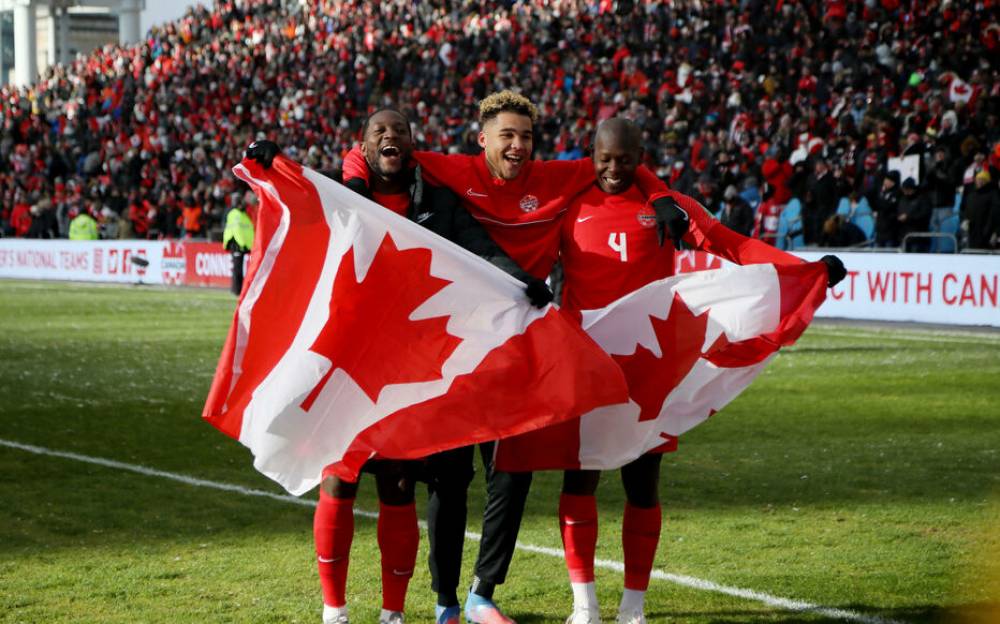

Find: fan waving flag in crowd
496;257;829;472
202;155;628;496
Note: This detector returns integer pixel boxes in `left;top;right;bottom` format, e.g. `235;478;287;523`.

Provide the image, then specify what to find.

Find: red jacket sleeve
410;151;461;189
342;145;369;184
651;190;803;267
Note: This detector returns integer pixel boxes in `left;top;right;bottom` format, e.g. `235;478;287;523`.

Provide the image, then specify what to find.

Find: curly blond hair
478;90;539;125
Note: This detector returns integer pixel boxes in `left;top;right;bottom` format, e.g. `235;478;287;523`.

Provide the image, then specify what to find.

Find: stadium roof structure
0;0;144;87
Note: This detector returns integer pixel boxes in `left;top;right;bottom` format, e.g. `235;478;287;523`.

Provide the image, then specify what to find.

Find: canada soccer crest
161;241;187;285
519;194;539;212
636;206;657;228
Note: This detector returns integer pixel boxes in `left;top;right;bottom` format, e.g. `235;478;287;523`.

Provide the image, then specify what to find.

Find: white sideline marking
0;438;904;624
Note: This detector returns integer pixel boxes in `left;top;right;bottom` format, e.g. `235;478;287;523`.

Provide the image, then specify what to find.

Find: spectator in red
754;183;783;246
11;192;33;237
761;157;793;204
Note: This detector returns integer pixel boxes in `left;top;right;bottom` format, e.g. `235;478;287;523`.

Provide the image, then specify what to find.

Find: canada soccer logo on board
161;241;187;285
636;206;657;228
519;194;539;212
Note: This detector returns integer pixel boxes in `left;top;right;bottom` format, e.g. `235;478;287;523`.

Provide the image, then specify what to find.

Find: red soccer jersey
560;184;672;312
413;152;598;278
561;188;805;314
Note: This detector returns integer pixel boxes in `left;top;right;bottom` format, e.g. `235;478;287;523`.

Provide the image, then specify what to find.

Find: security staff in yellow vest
222;201;255;295
68;208;99;241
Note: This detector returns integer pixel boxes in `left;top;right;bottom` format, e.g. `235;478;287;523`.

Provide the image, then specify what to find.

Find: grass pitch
0;280;998;624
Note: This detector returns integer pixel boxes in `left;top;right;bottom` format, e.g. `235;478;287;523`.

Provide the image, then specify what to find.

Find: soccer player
247;111;426;624
555;118;846;624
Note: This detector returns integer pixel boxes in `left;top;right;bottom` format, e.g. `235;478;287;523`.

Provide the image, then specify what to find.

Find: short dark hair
360;107;411;139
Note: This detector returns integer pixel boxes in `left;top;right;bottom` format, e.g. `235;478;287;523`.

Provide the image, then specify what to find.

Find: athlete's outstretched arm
651;190;803;266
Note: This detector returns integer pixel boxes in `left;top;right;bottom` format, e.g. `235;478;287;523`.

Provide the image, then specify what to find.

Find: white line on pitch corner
0;438;905;624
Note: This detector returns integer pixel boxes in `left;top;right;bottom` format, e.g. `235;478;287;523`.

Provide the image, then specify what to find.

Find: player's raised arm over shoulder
411;151;477;190
652;189;802;266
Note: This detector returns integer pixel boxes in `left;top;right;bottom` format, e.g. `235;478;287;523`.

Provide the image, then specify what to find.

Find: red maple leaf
302;233;462;406
611;292;709;422
702;330;780;368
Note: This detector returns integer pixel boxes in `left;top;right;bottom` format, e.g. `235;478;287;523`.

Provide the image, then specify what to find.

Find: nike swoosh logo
317;556;344;563
391;568;413;576
576;216;595;223
466;188;489;198
415;211;433;223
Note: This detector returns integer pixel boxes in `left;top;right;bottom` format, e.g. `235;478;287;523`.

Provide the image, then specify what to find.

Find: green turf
1;280;998;624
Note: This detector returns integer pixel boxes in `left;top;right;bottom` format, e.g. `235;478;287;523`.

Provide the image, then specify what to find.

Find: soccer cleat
565;607;602;624
322;607;349;624
436;605;462;624
379;611;405;624
614;611;646;624
464;592;516;624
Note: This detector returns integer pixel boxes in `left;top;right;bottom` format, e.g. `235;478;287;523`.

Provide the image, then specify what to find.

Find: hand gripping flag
495;261;828;471
203;156;628;495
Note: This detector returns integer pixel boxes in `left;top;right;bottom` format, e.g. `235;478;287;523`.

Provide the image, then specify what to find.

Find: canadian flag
203;156;628;495
949;76;974;106
496;261;828;471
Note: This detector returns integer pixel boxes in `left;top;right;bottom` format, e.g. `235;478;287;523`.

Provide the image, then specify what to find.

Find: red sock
622;502;662;591
560;493;598;583
314;493;355;607
377;501;419;612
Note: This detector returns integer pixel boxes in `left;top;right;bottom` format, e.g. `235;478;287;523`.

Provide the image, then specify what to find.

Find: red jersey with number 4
561;185;673;312
563;188;805;314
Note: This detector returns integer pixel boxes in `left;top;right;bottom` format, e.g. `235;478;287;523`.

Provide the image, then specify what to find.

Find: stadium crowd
1;0;998;251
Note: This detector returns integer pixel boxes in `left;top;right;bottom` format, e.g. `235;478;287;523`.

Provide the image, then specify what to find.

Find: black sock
438;591;459;608
470;576;495;600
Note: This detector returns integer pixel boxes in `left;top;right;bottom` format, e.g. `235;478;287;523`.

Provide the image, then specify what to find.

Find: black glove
651;195;689;250
525;278;554;308
820;254;846;288
245;140;281;169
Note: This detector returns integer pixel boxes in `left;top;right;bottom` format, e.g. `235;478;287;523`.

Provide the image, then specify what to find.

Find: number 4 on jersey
608;232;628;262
